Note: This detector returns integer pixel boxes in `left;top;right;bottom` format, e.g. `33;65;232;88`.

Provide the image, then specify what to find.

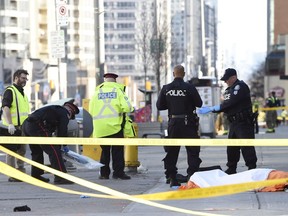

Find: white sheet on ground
189;169;274;188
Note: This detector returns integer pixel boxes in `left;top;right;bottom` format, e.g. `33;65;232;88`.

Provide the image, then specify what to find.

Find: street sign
56;0;68;27
50;30;65;59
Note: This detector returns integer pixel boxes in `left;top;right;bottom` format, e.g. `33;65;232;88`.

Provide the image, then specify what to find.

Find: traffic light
49;80;56;95
35;83;40;92
49;80;55;89
145;81;151;91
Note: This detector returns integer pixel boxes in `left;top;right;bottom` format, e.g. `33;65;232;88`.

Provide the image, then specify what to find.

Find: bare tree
152;11;169;119
137;1;170;120
137;4;153;105
248;61;265;98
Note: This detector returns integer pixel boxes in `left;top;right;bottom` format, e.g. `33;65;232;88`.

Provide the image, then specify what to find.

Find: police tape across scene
0;146;223;216
1;145;287;213
0;137;288;146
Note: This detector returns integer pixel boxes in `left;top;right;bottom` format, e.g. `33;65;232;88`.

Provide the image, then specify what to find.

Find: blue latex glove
212;105;220;112
197;105;221;114
63;146;70;153
197;107;213;114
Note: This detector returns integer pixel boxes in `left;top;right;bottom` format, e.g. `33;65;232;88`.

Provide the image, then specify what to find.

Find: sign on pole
50;30;65;59
56;0;68;27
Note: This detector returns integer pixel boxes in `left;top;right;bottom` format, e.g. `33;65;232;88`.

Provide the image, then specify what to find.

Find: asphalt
1;124;288;216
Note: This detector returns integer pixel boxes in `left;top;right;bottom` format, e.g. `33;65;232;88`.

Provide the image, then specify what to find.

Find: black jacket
27;105;70;137
220;79;252;116
156;78;202;115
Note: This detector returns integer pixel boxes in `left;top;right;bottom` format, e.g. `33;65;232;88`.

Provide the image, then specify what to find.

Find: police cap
220;68;237;81
63;102;79;119
103;73;118;79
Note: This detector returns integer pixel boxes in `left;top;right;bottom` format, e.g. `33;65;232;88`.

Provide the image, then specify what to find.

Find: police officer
265;91;280;133
89;73;134;180
1;69;30;182
251;94;259;134
198;68;257;174
22;101;79;184
156;65;203;187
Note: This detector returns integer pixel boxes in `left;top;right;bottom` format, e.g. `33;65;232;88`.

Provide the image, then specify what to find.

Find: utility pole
0;9;4;95
94;0;105;86
54;0;68;99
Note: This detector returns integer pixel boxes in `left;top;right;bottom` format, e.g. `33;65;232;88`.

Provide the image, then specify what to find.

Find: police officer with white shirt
156;65;203;187
198;68;257;174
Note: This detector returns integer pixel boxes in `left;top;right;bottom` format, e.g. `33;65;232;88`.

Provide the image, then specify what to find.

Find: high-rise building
0;0;30;92
170;0;217;80
203;0;218;78
265;0;288;105
171;0;185;69
29;0;102;103
103;0;171;87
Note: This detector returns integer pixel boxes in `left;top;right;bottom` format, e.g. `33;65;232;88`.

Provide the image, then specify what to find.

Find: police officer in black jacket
156;65;203;187
198;68;257;174
22;102;79;184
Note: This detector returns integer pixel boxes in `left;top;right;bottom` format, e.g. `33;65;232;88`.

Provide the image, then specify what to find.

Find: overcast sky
217;0;267;80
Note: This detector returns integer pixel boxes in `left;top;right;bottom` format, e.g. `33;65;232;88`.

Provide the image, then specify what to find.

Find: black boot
170;178;181;187
248;165;256;170
225;168;237;175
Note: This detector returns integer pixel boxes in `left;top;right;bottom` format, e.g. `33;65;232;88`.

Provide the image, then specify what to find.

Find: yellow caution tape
0;146;224;216
259;106;288;111
136;178;288;200
1;137;288;146
1;145;288;201
2;145;288;215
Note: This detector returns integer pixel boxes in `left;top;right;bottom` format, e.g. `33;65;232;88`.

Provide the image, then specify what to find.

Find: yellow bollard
82;99;102;161
124;122;140;172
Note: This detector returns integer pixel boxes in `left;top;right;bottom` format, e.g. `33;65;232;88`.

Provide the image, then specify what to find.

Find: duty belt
227;110;252;123
170;114;189;118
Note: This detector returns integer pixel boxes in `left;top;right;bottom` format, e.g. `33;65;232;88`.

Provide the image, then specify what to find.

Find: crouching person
22;101;79;184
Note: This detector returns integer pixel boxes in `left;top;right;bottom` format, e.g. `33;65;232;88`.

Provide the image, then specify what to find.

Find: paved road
1;124;288;216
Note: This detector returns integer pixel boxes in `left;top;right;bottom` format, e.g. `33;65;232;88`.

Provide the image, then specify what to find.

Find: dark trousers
22;120;67;177
227;121;257;170
100;130;125;177
254;116;259;134
163;118;201;179
164;145;201;179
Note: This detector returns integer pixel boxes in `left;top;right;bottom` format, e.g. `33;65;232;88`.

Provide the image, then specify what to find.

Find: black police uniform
156;77;203;185
22;105;69;178
220;79;257;173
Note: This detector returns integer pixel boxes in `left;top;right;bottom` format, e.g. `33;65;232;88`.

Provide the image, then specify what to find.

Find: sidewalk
0;124;288;215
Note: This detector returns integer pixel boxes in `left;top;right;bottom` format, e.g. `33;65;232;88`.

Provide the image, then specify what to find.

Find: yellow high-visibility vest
2;86;30;126
89;82;134;138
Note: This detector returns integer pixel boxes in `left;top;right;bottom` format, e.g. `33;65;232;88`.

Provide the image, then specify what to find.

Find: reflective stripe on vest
92;87;123;120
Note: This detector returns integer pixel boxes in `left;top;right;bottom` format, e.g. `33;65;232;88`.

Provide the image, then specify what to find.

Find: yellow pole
82;99;102;160
124;122;140;172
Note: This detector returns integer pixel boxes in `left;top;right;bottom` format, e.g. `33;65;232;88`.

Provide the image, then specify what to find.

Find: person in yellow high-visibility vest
265;91;280;133
1;69;30;182
89;73;134;180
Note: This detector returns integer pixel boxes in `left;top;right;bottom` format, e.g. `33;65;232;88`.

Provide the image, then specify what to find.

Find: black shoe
248;166;256;170
13;205;31;212
99;175;109;180
225;168;237;175
8;177;22;182
166;177;170;184
112;173;131;180
33;175;50;183
176;173;188;183
170;179;181;188
54;177;74;185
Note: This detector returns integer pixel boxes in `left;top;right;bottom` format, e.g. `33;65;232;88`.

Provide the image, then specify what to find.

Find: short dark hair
13;69;29;81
